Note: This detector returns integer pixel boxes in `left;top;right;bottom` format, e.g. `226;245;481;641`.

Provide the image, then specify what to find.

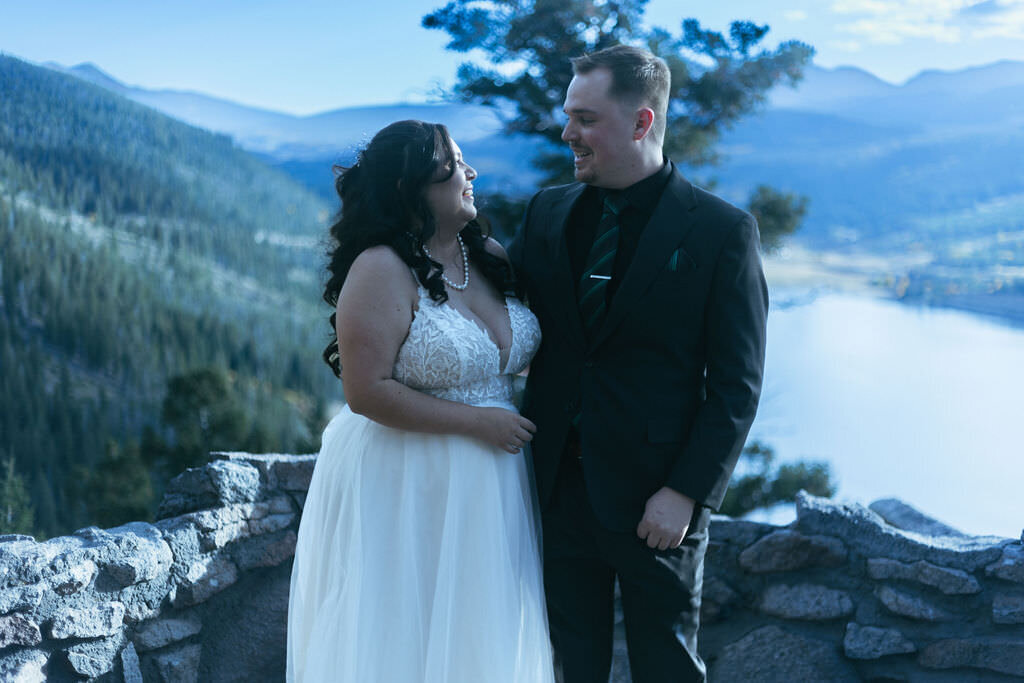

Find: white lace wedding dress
287;284;554;682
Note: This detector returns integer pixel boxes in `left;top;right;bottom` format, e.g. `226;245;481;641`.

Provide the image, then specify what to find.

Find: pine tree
80;439;155;529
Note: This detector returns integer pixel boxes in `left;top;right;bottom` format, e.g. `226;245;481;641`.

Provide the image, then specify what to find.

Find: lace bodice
393;286;541;409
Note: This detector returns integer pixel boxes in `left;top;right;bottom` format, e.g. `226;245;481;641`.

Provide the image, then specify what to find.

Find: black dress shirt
567;159;673;304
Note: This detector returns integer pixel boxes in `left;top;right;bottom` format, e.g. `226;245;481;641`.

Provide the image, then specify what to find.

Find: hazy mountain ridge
51;62;504;156
711;63;1024;249
47;61;541;199
50;57;1024;240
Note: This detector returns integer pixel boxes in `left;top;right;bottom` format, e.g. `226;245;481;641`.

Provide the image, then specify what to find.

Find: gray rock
73;525;114;542
918;637;1024;677
171;556;238;607
233;530;297;570
703;577;739;607
51;558;97;595
875;585;951;621
760;583;854;620
267;495;295;515
866;557;981;594
249;512;295;536
153;643;201;683
869;498;967;537
796;492;1008;571
202;525;249;553
102;522;174;586
213;451;275;487
157;518;203;573
122;642;143;683
273;454;317;492
0;584;44;613
739;529;847;573
0;535;34;543
35;538;100;597
708;516;776;548
64;634;124;678
0;538;62;589
701;577;739;622
992;593;1024;624
0;649;48;683
985;542;1024;583
157;459;262;519
134;613;202;651
48;602;126;639
178;501;291;550
843;622;916;659
186;502;255;532
709;625;859;682
119;577;172;623
0;613;41;648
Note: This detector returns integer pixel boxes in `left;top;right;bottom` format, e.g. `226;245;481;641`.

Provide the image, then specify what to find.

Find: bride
287;120;554;682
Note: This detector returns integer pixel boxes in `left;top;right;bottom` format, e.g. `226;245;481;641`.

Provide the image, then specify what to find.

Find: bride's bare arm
336;246;535;453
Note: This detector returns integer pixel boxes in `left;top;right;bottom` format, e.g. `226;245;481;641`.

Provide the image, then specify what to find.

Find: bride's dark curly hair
322;120;523;378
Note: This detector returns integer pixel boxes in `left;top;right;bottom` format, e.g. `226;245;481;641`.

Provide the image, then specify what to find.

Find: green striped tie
578;193;626;337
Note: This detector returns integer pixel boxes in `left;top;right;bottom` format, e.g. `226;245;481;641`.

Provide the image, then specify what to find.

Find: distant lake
748;291;1024;539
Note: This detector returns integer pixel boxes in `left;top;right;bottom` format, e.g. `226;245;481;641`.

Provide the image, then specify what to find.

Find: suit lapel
591;170;699;350
543;184;587;351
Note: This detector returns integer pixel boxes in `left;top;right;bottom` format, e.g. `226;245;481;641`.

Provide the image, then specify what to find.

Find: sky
2;0;1023;115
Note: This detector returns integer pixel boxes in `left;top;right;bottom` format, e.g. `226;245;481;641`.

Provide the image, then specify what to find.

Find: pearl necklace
422;233;470;291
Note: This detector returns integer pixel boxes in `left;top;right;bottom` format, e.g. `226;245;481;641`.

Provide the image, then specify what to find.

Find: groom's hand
637;487;696;550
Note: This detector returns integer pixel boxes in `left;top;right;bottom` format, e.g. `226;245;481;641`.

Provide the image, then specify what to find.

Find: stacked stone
692;492;1024;682
4;451;1021;682
0;453;315;682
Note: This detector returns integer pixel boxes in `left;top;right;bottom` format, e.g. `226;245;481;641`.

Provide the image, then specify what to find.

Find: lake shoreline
764;247;1024;331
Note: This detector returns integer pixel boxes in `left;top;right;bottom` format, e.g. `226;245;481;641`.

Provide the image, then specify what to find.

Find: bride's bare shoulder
342;246;418;306
351;245;410;273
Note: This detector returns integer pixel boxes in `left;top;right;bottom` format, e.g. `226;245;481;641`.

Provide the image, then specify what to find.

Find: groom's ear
633;108;655;141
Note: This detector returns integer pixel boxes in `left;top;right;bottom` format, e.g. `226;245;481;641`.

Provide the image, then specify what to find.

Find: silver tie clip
588;274;612;280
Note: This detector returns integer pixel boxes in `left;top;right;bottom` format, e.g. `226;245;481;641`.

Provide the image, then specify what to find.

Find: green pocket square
668;248;695;272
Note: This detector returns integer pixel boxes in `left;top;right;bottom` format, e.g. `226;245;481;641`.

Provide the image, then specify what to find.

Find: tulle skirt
287;404;554;682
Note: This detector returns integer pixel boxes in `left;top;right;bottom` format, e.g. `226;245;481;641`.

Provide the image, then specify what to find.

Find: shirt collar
604;157;671;212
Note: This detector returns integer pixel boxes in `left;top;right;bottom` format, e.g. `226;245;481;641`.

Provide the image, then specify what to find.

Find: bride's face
424;139;477;232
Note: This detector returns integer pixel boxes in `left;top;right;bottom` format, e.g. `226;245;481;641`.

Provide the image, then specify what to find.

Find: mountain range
49;58;1024;252
713;61;1024;249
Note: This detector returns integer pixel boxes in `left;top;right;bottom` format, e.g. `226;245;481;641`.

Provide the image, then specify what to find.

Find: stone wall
2;452;1021;682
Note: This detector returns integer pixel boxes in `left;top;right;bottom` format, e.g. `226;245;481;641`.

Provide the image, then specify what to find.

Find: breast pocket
665;247;697;275
648;247;698;297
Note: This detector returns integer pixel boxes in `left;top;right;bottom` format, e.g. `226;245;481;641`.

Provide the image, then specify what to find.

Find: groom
508;45;768;682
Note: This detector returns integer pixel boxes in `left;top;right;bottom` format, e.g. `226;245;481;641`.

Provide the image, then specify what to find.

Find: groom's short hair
571;45;671;145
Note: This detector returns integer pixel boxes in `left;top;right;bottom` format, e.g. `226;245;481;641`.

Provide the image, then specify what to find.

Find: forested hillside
0;55;338;538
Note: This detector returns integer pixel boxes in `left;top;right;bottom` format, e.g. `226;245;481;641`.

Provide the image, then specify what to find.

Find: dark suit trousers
543;440;710;683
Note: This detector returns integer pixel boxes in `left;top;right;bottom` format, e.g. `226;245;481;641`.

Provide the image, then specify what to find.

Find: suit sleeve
666;213;769;511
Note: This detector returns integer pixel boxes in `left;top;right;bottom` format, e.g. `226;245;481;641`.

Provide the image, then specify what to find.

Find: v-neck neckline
441;297;515;374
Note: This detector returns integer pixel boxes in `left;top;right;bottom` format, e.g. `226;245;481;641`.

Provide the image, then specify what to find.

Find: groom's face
561;67;640;189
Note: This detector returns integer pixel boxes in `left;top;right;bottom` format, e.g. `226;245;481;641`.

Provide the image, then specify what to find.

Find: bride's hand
471;407;537;453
